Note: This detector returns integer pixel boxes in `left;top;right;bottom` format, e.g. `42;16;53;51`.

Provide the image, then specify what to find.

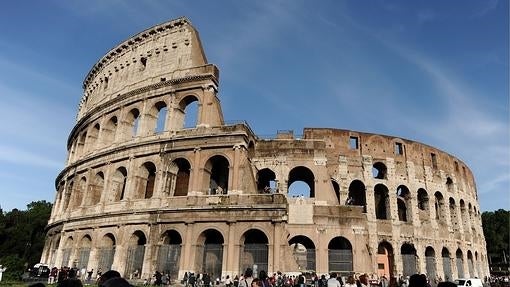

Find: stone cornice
82;17;191;90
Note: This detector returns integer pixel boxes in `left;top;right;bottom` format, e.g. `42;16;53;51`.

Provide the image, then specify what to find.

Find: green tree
0;201;52;280
482;209;510;262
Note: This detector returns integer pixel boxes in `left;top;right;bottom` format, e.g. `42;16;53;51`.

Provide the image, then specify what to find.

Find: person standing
0;265;6;282
328;273;342;287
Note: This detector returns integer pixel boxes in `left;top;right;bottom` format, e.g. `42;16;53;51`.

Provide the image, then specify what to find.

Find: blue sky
0;0;508;212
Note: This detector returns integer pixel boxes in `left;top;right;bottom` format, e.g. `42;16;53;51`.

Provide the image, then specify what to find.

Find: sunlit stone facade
41;17;489;282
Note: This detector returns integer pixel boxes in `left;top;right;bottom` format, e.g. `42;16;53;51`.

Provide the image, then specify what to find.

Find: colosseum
42;17;489;282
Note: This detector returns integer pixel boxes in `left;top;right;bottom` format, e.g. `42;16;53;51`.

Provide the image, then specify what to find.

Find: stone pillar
230;144;242;193
180;223;195;276
225;222;237;276
191;148;202;194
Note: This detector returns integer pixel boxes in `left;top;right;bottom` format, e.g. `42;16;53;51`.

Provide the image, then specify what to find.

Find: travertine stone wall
42;17;488;283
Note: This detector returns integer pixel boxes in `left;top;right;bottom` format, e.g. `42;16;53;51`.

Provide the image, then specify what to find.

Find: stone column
191;147;202;194
180;223;195;276
225;222;237;276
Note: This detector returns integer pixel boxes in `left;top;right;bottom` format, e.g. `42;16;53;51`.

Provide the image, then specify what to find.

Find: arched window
401;243;417;276
328;237;353;275
72;176;86;208
154;102;168;133
456;249;465;278
417;188;429;211
372;162;387;179
126;231;147;278
196;229;224;277
374;184;390;220
138;162;157;199
434;192;445;221
446;177;454;193
97;234;116;272
88;172;104;205
396;185;411;222
377;241;394;278
347;180;366;212
113;167;128;201
289;235;316;271
176;95;199;129
77;131;87;156
288;166;315;198
467;250;475;277
173;158;191;196
61;237;73;267
63;181;74;211
102;116;118;145
449;197;459;231
205;155;229;194
442;248;452;281
87;123;100;151
425;247;436;281
257;168;277;193
77;235;92;270
331;179;340;204
128;109;140;137
241;229;269;274
157;230;182;278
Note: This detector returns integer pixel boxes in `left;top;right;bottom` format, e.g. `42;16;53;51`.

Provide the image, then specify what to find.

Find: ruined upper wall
76;17;209;120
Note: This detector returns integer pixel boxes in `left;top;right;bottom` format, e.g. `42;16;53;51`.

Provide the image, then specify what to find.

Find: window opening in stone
196;229;224;279
104;77;109;89
64;181;74;211
155;102;168;134
103;116;118;145
173;158;191;196
288;166;315;198
89;172;104;205
456;249;465;278
349;136;359;150
377;241;394;278
73;176;86;208
206;155;229;195
434;192;445;221
442;248;452;281
395;142;404;155
141;162;156;199
140;57;147;69
130;109;140;137
125;231;147;278
372;162;387;179
114;167;128;201
431;153;437;169
77;235;92;270
401;243;417;276
331;179;340;204
347;180;366;212
425;247;437;280
87;123;100;151
396;185;411;222
374;184;390;220
449;197;459;230
467;251;475;278
241;229;269;275
289;235;316;272
178;96;199;129
157;230;182;278
257;168;276;193
446;177;453;192
61;237;74;267
417;188;429;211
77;131;87;156
454;161;459;172
328;237;353;275
98;234;116;272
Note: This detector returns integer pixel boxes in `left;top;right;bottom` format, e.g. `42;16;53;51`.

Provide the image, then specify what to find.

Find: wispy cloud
0;144;63;169
472;0;499;18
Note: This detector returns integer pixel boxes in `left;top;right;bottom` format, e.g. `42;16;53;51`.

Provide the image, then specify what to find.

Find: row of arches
69;95;200;163
48;228;484;280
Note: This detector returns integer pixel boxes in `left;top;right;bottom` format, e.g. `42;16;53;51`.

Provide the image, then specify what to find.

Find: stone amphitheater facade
42;17;489;282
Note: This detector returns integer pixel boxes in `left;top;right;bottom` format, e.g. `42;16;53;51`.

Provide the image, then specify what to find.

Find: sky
0;0;508;212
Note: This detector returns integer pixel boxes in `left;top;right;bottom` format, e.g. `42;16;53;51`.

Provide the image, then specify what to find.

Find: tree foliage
482;209;510;262
0;201;52;280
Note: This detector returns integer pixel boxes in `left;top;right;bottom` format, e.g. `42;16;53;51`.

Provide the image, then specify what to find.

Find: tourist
328;273;342;287
239;268;254;287
345;276;357;287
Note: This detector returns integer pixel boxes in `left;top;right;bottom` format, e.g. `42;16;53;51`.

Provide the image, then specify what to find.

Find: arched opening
417;188;429;211
157;230;182;279
125;231;147;278
288;166;315;198
467;250;475;278
63;181;74;211
331;179;340;204
103;116;118;145
377;241;394;278
61;237;73;267
475;251;481;278
257;168;277;193
136;162;156;199
126;108;140;138
247;141;255;159
425;247;436;281
442;248;452;281
77;235;92;270
173;158;191;196
205;155;229;194
77;131;87;156
401;243;417;276
72;176;86;208
347;180;366;212
328;237;353;275
154;102;168;133
240;229;269;275
196;229;224;279
456;249;465;278
374;184;390;220
446;177;454;193
449;197;459;231
88;172;104;205
178;96;199;129
396;185;411;222
289;235;316;271
97;234;116;272
372;162;387;179
434;192;445;222
113;167;128;201
87;123;100;151
460;200;469;234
